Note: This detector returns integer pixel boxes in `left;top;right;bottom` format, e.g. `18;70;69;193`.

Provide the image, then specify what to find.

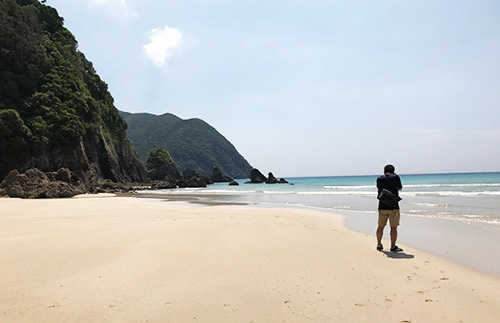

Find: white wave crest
403;191;500;197
324;185;374;190
404;183;500;188
409;202;450;208
298;191;375;196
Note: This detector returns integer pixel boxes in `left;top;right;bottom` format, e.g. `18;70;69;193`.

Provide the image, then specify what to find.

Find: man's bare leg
390;226;398;248
376;225;385;248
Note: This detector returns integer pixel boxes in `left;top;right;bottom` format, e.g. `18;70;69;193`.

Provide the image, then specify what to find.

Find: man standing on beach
376;164;403;252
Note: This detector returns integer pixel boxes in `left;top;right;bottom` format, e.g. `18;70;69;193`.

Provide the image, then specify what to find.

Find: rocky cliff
0;0;148;195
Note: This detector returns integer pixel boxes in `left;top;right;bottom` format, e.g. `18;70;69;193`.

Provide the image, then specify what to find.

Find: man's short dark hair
384;164;395;174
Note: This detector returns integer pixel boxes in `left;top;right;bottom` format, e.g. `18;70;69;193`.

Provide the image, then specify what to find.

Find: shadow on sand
380;251;415;259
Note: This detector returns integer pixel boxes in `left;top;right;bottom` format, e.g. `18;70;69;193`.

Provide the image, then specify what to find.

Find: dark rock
2;129;150;188
229;180;239;186
246;168;267;183
1;169;21;189
0;168;83;198
178;176;207;188
177;178;188;188
151;175;178;189
44;168;72;183
100;179;120;190
182;169;199;179
203;176;214;185
165;175;179;188
264;172;288;184
148;163;181;181
210;167;233;183
0;170;24;197
43;182;80;198
180;171;214;186
56;168;72;183
266;172;279;184
188;177;207;188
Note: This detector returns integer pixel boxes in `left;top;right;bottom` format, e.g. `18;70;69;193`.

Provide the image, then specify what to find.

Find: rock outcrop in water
210;167;233;183
246;168;267;183
245;169;288;184
266;172;279;184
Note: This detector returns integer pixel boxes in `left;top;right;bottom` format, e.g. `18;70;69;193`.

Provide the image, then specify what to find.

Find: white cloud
143;26;183;67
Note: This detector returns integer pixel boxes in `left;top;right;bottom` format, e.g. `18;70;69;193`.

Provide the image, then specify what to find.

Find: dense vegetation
146;147;174;172
0;0;145;182
120;111;253;179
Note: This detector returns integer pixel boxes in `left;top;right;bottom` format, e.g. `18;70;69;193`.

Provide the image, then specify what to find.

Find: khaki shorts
378;209;400;227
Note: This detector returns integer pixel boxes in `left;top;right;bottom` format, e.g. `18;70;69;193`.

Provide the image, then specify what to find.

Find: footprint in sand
223;304;239;311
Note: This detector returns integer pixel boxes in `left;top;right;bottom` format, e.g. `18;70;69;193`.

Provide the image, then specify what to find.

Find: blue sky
46;0;499;176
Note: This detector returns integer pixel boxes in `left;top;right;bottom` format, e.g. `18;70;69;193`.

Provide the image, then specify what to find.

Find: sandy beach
1;196;500;322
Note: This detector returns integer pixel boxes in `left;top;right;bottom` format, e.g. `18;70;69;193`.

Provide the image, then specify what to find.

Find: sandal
376;245;383;251
390;246;403;252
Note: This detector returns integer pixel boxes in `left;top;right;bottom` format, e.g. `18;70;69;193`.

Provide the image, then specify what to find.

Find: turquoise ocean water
140;172;500;228
140;172;500;276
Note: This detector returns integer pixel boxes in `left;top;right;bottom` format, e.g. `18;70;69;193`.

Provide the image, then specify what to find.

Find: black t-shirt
377;174;402;210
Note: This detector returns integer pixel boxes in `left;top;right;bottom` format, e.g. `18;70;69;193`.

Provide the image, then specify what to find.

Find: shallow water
138;172;500;277
140;172;500;228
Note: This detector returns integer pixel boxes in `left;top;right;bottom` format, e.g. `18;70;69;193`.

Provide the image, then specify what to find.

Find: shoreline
344;209;500;278
1;195;500;322
128;193;500;278
126;191;500;278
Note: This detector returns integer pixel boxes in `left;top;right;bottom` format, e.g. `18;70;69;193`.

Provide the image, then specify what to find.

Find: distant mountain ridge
120;111;253;179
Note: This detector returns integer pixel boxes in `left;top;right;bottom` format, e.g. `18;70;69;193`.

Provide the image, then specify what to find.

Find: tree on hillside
146;147;173;171
0;109;31;171
146;147;180;180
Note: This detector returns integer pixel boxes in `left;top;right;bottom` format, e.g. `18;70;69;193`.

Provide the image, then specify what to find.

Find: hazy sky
46;0;499;177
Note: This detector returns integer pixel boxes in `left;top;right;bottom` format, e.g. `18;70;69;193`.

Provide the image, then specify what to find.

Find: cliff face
120;111;253;179
0;0;148;186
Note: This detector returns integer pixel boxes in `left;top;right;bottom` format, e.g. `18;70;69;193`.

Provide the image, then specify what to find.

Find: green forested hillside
0;0;147;183
120;111;253;179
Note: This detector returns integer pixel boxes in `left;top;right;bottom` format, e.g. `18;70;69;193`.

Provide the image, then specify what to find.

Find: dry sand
1;195;499;322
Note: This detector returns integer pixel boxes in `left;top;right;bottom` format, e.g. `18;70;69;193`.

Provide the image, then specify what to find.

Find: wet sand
344;210;500;278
